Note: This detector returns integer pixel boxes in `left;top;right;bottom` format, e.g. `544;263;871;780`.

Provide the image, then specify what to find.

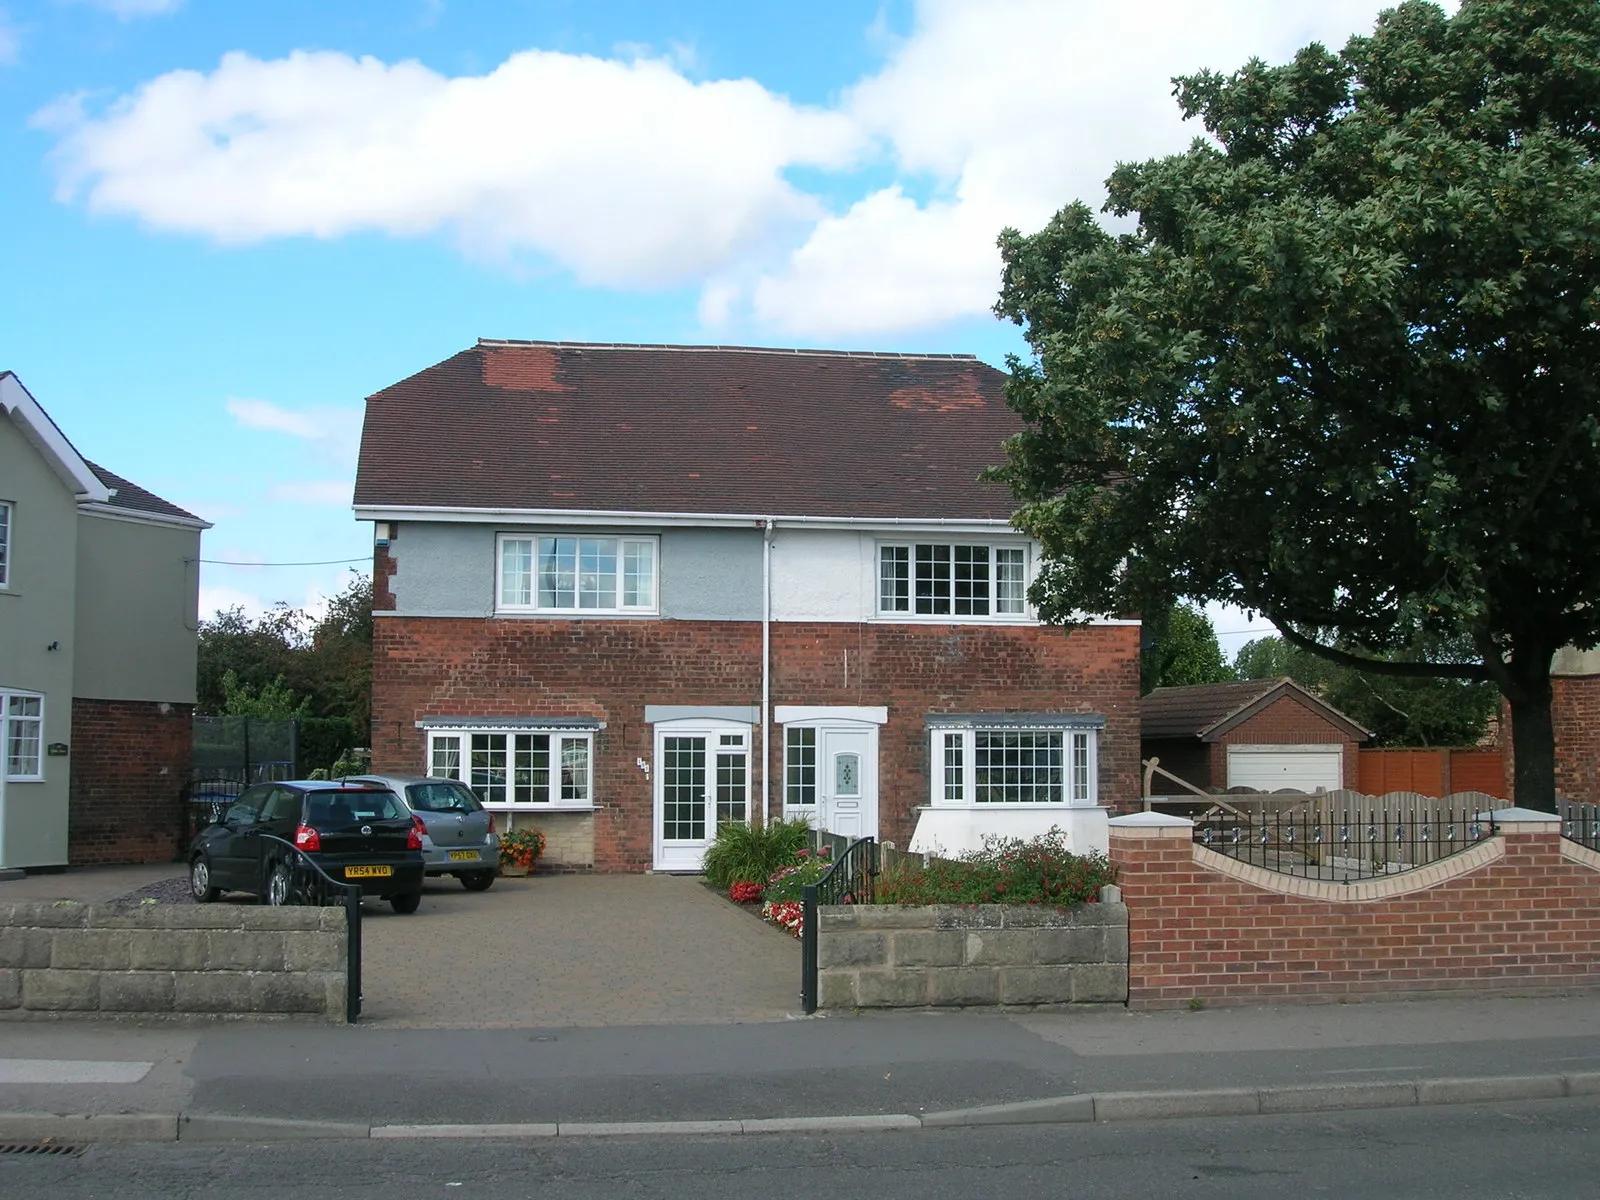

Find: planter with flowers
759;847;834;938
499;827;546;877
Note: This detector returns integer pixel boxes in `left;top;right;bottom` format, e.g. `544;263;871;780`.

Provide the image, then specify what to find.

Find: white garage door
1226;746;1343;792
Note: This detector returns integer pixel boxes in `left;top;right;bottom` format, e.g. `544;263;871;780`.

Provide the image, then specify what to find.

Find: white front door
819;728;875;840
653;722;749;871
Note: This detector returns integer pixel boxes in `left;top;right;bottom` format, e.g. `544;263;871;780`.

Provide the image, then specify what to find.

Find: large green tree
993;0;1600;810
1142;603;1234;693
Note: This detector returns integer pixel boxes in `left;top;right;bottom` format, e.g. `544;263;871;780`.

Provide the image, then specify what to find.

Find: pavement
5;865;1600;1141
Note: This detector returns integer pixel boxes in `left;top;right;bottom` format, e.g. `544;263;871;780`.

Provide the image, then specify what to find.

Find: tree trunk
1505;661;1557;813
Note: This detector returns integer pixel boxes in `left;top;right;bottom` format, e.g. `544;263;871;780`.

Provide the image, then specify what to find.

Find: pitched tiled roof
86;462;205;524
353;341;1024;519
1141;677;1371;742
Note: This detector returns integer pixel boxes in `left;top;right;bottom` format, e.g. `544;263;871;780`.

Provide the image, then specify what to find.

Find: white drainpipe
762;517;774;826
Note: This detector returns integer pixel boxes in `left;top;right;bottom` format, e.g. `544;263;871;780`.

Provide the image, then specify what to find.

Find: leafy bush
499;828;546;869
760;850;834;905
876;829;1116;906
701;817;813;888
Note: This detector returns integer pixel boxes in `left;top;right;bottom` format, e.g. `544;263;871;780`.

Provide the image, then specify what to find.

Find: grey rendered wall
386;523;764;621
73;514;201;703
0;417;78;868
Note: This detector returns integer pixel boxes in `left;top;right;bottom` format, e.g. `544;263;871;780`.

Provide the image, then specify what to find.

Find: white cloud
67;0;183;18
747;0;1409;335
41;48;863;287
0;10;18;66
225;397;362;466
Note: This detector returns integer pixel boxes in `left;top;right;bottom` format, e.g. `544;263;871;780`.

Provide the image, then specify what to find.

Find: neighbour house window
2;692;44;781
0;500;10;588
426;728;594;806
930;724;1097;806
497;534;657;614
878;542;1029;618
785;727;817;806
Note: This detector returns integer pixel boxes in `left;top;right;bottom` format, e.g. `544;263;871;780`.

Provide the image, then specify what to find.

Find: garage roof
1141;678;1371;742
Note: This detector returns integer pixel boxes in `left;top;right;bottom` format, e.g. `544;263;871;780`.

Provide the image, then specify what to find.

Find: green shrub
701;817;813;888
761;850;835;904
876;829;1116;906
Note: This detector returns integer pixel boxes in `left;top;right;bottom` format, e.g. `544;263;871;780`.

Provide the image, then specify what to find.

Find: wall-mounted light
45;641;59;652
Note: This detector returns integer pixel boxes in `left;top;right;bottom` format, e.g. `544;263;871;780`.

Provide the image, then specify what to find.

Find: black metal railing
1193;804;1495;883
254;833;363;1023
1559;798;1600;853
800;836;877;1015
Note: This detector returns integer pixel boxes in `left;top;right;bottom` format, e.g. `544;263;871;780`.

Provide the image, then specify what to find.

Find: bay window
927;717;1100;807
424;723;597;807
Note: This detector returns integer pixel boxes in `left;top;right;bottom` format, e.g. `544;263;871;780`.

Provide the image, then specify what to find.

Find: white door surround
652;717;750;872
776;706;885;841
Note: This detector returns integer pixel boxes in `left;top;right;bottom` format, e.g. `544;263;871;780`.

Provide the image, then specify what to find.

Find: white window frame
425;725;596;810
0;500;12;590
496;533;658;616
2;690;45;782
876;540;1031;621
929;724;1098;808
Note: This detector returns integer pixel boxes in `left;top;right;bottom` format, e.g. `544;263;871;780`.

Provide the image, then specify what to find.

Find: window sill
481;803;597;813
919;801;1099;810
494;610;659;620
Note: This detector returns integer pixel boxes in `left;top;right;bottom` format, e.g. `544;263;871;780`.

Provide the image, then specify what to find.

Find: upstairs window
879;542;1028;618
0;500;10;588
498;534;657;615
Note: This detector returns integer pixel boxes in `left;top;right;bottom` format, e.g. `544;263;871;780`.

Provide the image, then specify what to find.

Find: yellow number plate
344;865;393;879
448;850;480;862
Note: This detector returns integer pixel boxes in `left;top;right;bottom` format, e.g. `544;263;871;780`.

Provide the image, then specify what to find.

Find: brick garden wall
371;616;1141;872
1208;694;1362;789
69;699;192;866
1111;817;1600;1009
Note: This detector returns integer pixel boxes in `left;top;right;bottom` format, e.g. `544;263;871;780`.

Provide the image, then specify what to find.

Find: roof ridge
474;338;980;363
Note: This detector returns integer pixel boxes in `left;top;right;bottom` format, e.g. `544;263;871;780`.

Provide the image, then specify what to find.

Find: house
352;339;1142;872
0;373;209;869
1140;677;1370;795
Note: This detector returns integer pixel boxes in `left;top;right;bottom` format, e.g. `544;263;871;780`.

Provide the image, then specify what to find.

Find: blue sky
0;0;1426;650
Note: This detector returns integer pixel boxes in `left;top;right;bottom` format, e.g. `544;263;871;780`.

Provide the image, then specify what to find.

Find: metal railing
1559;798;1600;853
1193;804;1496;883
254;833;363;1023
800;836;877;1015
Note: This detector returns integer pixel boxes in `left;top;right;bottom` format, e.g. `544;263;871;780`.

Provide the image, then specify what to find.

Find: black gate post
344;882;362;1023
800;881;819;1015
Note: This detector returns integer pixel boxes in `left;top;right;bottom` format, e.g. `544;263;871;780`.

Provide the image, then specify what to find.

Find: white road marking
0;1059;154;1084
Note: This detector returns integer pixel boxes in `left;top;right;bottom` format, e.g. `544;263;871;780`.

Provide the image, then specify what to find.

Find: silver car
347;775;500;891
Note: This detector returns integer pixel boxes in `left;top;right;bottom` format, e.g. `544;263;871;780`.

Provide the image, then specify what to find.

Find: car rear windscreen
307;790;407;826
406;782;484;814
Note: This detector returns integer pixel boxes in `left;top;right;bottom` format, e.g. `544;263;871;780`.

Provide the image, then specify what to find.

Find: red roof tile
354;341;1024;519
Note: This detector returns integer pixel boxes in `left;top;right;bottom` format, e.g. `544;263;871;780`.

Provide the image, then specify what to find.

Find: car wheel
189;855;221;903
266;860;296;907
460;870;495;892
389;891;423;915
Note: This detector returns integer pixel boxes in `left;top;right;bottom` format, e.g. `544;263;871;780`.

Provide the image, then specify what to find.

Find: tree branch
1274;621;1492;682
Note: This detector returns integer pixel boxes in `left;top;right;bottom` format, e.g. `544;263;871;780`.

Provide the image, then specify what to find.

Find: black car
188;781;427;914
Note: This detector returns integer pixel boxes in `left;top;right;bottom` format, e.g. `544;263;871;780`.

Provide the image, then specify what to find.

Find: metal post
800;881;818;1015
344;883;362;1023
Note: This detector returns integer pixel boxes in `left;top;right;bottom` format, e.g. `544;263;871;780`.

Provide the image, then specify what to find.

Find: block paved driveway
358;873;803;1027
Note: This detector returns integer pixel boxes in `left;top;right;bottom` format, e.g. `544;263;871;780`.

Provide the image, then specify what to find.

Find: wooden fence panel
1449;750;1505;796
1357;748;1504;799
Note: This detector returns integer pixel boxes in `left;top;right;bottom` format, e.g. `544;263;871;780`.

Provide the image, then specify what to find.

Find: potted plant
499;828;546;877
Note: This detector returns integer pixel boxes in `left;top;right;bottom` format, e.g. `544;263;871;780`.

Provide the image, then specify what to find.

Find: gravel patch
114;876;195;905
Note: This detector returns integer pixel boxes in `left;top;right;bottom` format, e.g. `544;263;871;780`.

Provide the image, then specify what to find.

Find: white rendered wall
907;806;1110;859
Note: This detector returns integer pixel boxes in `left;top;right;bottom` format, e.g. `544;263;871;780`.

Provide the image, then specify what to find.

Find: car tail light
486;813;496;834
407;816;426;850
294;824;321;852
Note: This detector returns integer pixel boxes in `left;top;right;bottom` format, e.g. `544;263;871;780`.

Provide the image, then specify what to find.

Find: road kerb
560;1121;742;1137
374;1123;557;1139
1258;1081;1419;1114
1093;1088;1261;1121
0;1112;177;1142
1416;1075;1566;1106
1562;1071;1600;1096
178;1114;372;1141
741;1115;921;1134
922;1095;1095;1127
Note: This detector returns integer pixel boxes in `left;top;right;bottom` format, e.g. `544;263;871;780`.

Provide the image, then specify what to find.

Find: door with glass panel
653;723;748;871
782;724;878;841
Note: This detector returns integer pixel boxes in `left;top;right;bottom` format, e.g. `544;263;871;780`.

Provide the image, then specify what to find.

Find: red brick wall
1552;676;1600;805
371;617;1140;871
68;699;192;865
1112;826;1600;1009
1208;695;1361;788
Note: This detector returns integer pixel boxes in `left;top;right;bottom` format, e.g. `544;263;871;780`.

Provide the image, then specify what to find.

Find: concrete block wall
0;902;348;1021
816;901;1128;1009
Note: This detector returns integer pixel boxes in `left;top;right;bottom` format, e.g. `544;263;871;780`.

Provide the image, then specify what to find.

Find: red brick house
353;340;1141;872
1140;677;1370;795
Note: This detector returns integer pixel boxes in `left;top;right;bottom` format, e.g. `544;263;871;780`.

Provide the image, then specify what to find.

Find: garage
1226;745;1344;792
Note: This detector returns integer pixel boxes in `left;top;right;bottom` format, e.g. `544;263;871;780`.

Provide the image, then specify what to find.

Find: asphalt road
4;1097;1597;1200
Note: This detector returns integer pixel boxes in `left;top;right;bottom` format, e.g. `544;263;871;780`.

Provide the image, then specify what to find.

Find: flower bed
758;848;833;938
877;830;1115;907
